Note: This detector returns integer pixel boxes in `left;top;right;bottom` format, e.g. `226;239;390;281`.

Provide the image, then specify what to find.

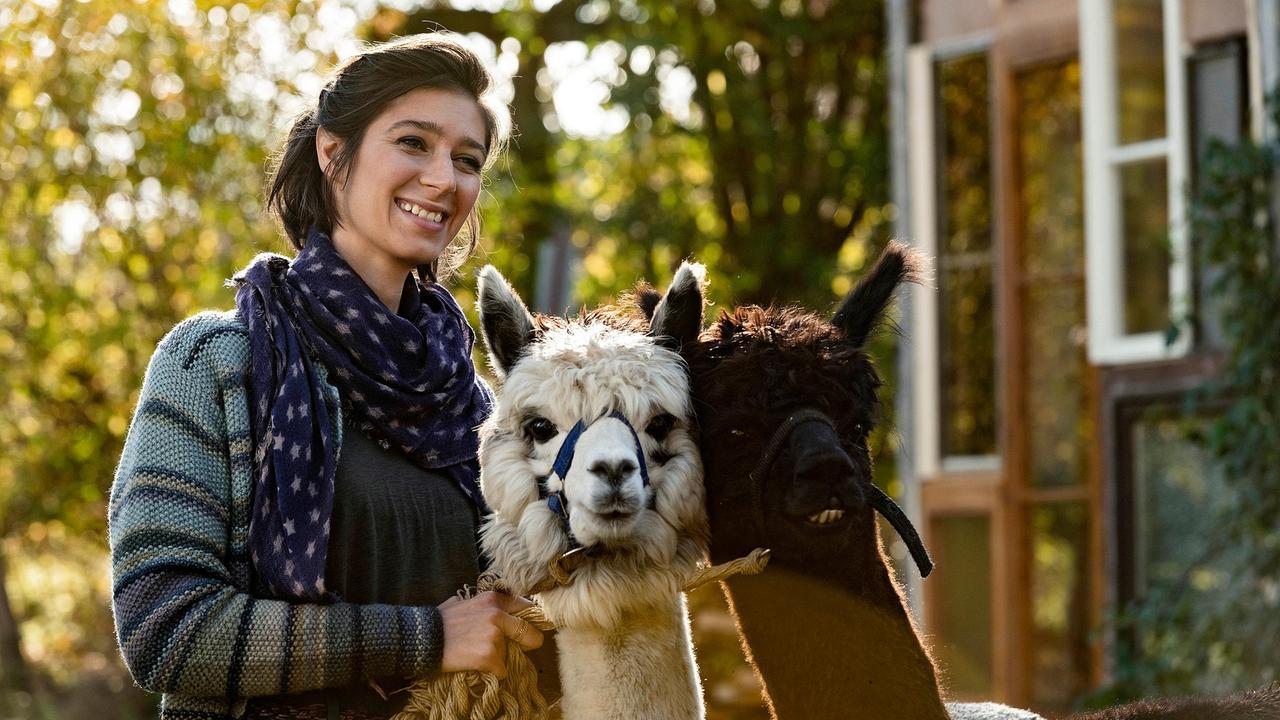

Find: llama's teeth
829;509;844;521
808;512;823;523
821;509;834;524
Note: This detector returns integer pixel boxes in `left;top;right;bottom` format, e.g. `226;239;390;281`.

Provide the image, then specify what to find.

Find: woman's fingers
438;591;543;676
492;591;535;614
493;592;543;649
502;613;544;651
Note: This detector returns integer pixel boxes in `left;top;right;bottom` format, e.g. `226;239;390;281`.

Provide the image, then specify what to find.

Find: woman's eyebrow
386;118;485;153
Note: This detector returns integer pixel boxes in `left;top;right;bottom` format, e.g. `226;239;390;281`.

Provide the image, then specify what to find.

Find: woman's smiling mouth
396;198;446;225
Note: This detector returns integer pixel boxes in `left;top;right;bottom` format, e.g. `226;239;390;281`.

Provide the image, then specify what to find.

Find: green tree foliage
1;1;892;714
2;0;281;541
0;0;320;706
373;0;893;308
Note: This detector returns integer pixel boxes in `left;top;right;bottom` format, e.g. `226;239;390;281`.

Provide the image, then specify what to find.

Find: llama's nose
589;458;639;487
789;419;851;471
789;417;859;490
794;450;855;483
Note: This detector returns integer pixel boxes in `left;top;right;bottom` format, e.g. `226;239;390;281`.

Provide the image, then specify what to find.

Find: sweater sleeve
108;315;445;699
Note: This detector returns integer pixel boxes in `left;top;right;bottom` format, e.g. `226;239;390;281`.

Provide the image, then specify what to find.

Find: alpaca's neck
723;561;949;720
555;595;703;720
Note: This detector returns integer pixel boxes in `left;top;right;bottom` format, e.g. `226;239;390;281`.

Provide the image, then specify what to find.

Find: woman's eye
455;155;483;172
523;416;558;444
397;136;426;150
645;413;677;442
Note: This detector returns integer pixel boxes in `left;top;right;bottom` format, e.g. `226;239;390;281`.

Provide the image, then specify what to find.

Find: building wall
890;0;1259;712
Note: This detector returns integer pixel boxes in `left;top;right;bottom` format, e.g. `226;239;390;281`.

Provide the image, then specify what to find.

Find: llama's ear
649;261;706;351
831;241;931;348
476;265;537;379
635;285;662;322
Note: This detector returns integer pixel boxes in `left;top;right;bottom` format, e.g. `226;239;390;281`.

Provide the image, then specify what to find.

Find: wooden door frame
990;7;1103;709
913;0;1102;710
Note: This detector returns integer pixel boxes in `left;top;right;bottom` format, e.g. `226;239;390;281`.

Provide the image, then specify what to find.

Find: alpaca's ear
476;265;537;379
649;261;707;351
831;241;931;348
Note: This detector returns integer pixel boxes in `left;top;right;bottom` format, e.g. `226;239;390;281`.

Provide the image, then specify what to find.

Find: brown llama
638;242;1280;720
1069;686;1280;719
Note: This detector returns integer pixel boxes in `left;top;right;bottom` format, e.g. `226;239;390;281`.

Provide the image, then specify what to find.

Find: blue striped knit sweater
108;310;445;719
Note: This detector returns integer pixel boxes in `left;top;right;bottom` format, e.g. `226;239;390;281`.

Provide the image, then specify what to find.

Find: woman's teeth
397;200;443;223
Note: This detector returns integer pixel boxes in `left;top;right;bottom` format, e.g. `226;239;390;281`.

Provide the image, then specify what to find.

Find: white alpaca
475;263;709;720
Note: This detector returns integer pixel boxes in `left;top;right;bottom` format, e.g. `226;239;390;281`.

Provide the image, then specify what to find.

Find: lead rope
376;548;771;720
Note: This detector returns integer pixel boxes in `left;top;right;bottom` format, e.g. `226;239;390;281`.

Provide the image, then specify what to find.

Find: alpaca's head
476;263;708;627
673;243;932;580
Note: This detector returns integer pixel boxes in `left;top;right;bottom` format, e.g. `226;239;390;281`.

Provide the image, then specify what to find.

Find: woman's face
316;86;487;285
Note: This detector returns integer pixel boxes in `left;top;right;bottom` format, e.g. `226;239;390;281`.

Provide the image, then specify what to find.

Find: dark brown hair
266;33;510;281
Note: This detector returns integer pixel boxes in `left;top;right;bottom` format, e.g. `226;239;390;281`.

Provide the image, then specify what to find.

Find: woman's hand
438;591;544;678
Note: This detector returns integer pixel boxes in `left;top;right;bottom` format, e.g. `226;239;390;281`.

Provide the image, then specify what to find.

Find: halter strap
745;407;934;578
539;409;652;550
747;408;832;538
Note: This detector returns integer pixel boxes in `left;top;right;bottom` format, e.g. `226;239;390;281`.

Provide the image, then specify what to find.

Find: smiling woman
105;34;544;720
316;87;488;308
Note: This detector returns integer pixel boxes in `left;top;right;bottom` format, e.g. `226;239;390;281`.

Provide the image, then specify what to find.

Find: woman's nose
418;156;456;193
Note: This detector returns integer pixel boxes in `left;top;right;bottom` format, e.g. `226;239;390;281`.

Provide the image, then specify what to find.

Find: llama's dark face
680;244;933;576
686;310;881;564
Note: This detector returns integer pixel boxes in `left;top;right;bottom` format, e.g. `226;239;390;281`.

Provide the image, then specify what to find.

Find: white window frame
1081;0;1193;365
908;40;1002;480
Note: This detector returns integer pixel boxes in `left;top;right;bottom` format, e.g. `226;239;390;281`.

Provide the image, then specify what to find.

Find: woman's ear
315;126;341;182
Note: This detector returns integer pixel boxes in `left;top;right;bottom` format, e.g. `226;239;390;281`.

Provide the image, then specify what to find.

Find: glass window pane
1190;41;1245;349
933;514;993;696
940;264;997;456
1017;60;1084;278
1191;43;1246;166
936;53;997;458
1016;59;1088;490
1119;158;1170;334
938;53;992;256
1131;415;1230;597
936;53;993;456
1029;502;1091;712
1024;283;1090;488
1114;0;1166;144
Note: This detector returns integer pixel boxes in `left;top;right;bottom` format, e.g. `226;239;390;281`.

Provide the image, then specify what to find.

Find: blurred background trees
0;0;895;716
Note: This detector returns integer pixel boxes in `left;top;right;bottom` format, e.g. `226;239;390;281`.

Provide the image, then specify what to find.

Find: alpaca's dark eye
523;416;558;444
646;413;677;441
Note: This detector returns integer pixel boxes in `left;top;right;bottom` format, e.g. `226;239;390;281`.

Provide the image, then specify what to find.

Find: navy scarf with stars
233;228;493;602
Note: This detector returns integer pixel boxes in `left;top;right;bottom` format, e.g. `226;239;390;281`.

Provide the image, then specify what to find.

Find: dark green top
244;421;483;718
325;419;482;606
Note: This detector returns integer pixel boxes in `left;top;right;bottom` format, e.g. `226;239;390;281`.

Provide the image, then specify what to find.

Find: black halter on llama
538;408;654;550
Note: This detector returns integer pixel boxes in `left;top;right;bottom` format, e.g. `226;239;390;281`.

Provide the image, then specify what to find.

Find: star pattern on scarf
234;229;493;603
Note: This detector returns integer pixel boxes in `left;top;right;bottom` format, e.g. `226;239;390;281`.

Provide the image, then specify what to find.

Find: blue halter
540;409;652;548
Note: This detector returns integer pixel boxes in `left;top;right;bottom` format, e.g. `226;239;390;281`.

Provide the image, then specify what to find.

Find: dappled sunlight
5;0;894;716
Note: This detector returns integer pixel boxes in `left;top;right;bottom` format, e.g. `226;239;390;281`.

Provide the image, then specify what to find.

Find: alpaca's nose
589;458;639;486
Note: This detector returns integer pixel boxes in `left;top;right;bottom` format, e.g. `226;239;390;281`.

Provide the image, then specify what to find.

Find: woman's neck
722;557;950;720
329;229;412;310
